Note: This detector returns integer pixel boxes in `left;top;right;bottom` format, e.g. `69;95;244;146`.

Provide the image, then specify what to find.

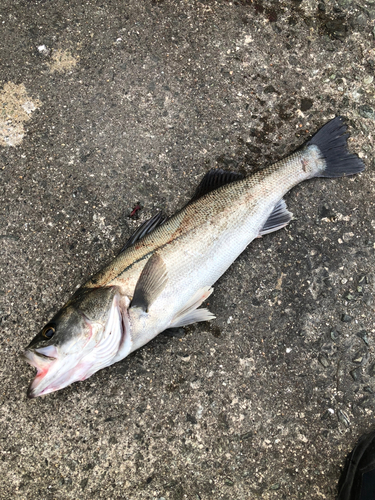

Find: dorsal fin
189;169;244;204
119;211;168;254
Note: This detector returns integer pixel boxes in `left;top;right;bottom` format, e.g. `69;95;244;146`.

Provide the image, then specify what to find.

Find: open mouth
22;347;58;398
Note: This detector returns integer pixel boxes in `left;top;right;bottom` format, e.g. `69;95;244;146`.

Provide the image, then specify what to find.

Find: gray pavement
1;1;375;499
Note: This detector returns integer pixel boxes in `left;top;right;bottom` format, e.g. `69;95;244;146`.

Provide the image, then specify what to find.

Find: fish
22;116;365;398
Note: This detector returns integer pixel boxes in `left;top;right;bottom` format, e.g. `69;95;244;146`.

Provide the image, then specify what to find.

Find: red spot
35;366;48;381
130;204;142;218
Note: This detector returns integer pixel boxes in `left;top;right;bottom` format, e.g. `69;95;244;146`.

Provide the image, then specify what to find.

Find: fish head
23;286;131;398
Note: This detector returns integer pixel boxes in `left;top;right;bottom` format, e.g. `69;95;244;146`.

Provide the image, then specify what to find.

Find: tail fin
307;116;365;178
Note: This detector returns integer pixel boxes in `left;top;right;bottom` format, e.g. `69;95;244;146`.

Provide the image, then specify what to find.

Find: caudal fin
307;116;365;178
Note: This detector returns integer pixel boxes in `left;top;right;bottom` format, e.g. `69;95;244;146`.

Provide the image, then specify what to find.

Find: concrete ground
1;0;375;499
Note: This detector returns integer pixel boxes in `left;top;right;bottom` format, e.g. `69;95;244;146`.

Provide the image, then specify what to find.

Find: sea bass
23;117;365;398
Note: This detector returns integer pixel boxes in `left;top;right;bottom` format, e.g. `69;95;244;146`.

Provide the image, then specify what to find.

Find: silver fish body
23;117;365;397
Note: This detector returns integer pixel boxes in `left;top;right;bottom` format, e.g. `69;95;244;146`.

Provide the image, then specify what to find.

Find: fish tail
307;116;365;178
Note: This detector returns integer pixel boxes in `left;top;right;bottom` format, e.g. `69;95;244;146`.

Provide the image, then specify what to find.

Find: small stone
358;104;375;120
270;483;280;490
318;353;330;368
264;85;277;94
350;367;362;382
330;329;340;341
341;314;353;323
337;409;350;427
357;330;369;345
321;409;333;420
354;13;368;27
352;350;366;364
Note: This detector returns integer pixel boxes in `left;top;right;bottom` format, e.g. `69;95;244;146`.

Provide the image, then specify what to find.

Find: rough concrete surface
1;1;375;499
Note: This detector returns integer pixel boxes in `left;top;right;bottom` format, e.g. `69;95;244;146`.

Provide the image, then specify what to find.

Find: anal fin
170;286;215;328
259;199;293;236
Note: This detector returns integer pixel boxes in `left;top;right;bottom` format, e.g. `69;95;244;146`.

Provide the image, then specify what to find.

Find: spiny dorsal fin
119;211;168;254
259;199;293;236
189;169;244;204
130;253;167;312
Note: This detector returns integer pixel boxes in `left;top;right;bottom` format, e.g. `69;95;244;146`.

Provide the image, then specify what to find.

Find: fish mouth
22;346;58;365
22;347;59;399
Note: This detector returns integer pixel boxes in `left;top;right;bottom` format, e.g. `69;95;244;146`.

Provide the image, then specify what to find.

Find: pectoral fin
170;286;215;328
130;253;167;312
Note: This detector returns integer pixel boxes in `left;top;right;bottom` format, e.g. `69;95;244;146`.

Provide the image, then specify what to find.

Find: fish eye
42;326;56;339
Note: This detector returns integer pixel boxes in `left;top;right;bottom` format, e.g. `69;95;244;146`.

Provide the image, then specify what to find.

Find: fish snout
22;346;59;398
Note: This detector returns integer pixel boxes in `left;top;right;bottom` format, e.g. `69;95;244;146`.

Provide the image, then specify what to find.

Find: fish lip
22;348;58;399
27;384;38;399
31;350;56;361
22;347;57;363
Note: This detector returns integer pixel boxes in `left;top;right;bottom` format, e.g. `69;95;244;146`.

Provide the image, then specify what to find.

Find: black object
338;430;375;500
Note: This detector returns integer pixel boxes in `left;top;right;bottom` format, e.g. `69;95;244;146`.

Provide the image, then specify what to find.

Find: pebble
350;367;362;382
337;409;350;427
330;329;340;341
341;314;353;323
357;330;369;345
352;353;363;364
358;104;375;120
270;483;280;490
318;353;330;368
